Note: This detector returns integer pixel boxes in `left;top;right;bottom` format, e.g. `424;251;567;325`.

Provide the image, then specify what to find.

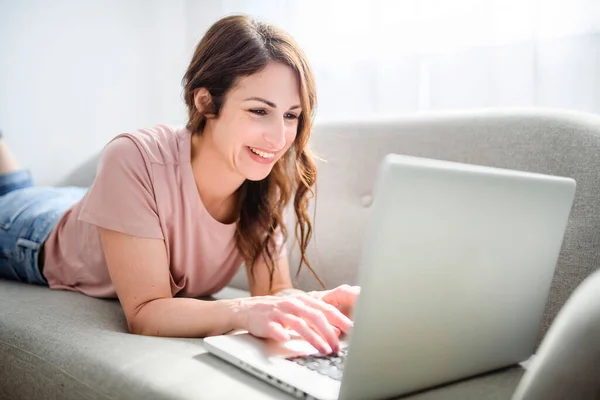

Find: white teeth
249;146;275;159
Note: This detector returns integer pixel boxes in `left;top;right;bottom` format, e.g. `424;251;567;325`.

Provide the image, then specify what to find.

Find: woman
0;15;358;355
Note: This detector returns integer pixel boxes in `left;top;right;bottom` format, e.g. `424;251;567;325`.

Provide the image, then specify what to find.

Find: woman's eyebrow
244;96;301;110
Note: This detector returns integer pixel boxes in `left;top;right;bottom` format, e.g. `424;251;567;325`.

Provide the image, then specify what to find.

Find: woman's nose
262;121;287;150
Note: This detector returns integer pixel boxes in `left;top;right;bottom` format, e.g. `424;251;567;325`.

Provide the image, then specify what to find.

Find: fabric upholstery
512;268;600;399
0;280;524;400
2;108;599;399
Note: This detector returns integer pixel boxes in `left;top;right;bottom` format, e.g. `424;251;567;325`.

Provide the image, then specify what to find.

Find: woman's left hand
312;284;361;318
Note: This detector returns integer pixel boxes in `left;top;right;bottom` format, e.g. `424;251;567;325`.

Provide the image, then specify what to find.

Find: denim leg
0;186;87;285
0;170;34;197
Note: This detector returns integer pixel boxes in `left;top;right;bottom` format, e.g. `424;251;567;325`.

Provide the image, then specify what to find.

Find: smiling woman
0;14;359;355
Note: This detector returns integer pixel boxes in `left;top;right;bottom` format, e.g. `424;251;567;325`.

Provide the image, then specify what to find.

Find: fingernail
322;344;332;354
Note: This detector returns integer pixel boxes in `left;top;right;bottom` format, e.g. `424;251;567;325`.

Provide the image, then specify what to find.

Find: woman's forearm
127;291;350;354
129;297;244;338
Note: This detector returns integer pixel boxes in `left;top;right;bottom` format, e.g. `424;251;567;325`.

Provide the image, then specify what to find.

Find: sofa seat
0;280;524;400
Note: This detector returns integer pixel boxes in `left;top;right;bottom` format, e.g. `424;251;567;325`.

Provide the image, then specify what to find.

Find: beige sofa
1;108;599;399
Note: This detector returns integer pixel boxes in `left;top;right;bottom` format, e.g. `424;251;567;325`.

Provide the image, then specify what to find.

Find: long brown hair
182;15;323;289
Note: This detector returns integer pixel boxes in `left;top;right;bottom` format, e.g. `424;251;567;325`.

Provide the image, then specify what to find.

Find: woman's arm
99;228;352;353
246;253;299;297
246;253;323;298
99;227;242;337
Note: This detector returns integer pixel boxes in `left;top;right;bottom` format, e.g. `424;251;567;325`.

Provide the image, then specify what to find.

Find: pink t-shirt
42;125;285;298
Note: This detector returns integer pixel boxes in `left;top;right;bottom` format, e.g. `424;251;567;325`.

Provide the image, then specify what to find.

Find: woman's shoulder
105;125;190;167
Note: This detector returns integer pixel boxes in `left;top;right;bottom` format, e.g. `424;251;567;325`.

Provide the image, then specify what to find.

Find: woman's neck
190;133;244;224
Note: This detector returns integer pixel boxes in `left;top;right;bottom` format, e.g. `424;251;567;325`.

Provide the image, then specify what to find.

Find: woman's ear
194;88;216;118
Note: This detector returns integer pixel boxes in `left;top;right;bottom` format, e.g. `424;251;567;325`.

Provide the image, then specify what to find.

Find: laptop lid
337;154;576;400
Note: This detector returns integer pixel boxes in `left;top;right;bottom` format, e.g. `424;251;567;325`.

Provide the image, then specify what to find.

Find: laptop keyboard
287;349;348;381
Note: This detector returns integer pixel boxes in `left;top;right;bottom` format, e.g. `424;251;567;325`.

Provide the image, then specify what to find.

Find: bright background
1;0;599;184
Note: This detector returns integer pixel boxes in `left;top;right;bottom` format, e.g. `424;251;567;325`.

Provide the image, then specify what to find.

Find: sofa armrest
512;268;600;400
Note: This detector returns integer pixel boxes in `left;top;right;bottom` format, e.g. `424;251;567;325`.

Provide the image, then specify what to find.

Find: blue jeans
0;170;87;285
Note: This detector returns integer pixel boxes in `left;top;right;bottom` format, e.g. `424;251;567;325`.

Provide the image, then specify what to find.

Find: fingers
280;297;347;353
340;285;360;318
344;285;361;303
323;284;361;317
275;311;333;354
265;321;291;342
292;302;341;352
342;284;361;296
244;293;358;355
335;284;361;304
297;295;354;333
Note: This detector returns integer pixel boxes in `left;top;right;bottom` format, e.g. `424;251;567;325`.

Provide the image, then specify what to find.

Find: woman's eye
250;109;298;120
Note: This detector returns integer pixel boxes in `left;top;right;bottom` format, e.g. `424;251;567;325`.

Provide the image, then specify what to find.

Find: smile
248;146;275;159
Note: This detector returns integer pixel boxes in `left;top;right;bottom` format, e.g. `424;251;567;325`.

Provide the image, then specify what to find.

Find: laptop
204;154;576;400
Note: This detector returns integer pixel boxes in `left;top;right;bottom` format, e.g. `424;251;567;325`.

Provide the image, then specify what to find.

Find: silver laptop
204;154;576;400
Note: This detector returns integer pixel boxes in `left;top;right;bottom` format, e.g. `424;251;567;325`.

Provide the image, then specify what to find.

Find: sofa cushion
0;280;524;400
261;108;600;344
58;109;600;342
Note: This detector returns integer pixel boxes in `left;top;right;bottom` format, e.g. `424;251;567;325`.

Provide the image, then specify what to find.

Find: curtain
208;0;600;118
0;0;598;183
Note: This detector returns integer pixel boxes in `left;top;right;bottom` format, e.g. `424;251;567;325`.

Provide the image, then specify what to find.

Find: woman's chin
239;155;276;181
243;169;272;182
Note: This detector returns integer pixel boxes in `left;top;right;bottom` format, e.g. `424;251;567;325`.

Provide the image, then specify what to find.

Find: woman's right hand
233;294;354;354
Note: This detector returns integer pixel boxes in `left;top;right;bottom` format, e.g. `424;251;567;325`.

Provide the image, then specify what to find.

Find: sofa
1;108;599;399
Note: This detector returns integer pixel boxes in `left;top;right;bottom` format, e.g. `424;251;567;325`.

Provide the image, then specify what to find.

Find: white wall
1;0;599;185
0;0;193;185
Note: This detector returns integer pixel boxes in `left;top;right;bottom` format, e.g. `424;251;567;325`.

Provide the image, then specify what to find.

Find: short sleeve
78;135;164;239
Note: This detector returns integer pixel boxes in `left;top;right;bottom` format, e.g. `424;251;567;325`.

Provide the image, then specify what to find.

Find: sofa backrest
62;108;600;342
235;108;600;342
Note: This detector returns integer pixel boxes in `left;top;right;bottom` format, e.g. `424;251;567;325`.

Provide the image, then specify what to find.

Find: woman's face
198;61;301;182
